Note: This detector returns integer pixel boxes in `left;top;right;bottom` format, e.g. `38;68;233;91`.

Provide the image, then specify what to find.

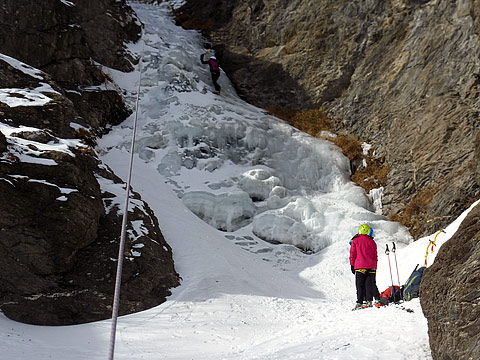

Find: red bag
378;285;402;306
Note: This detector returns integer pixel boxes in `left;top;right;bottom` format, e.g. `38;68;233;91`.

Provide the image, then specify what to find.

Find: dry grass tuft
333;134;389;192
352;162;390;192
266;107;331;137
390;187;436;237
332;134;363;161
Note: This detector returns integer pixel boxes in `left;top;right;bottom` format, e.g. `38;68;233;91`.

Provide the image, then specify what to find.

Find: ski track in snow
4;1;478;359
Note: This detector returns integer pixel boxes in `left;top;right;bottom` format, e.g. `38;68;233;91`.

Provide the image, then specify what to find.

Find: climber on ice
200;49;222;95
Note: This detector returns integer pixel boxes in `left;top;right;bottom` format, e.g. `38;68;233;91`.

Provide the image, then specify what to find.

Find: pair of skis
385;242;402;303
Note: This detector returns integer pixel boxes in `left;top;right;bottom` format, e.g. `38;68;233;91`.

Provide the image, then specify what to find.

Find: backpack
378;285;403;305
403;264;426;301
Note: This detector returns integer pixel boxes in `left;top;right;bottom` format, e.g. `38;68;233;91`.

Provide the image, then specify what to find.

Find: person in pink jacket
350;224;377;309
200;49;221;94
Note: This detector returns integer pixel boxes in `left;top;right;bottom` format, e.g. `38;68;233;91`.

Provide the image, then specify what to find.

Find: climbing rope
107;43;144;360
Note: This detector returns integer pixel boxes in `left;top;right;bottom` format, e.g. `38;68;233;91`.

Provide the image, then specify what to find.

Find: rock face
420;205;480;360
0;0;138;132
0;0;179;325
176;0;480;239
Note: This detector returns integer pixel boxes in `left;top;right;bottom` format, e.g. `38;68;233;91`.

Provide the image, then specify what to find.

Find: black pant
355;270;376;303
211;70;221;92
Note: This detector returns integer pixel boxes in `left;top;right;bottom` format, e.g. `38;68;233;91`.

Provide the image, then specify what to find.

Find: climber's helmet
358;224;373;237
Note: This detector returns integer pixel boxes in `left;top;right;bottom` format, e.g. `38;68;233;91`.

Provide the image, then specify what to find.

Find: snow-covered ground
1;1;478;359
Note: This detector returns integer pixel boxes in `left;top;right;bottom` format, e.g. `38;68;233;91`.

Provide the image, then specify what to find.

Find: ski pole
385;244;395;298
392;242;401;287
392;242;402;302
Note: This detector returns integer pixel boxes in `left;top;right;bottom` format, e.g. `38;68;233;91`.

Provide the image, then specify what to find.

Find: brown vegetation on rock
266;107;331;137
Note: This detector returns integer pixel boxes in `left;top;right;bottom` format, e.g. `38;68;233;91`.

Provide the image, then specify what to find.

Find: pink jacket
350;234;378;269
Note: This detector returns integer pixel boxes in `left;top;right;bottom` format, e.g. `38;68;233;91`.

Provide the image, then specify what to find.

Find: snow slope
1;1;478;359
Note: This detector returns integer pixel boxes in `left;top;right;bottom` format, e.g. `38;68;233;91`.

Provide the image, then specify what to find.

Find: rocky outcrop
176;0;480;239
0;139;179;324
0;0;139;74
420;204;480;360
0;0;179;325
0;0;140;133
